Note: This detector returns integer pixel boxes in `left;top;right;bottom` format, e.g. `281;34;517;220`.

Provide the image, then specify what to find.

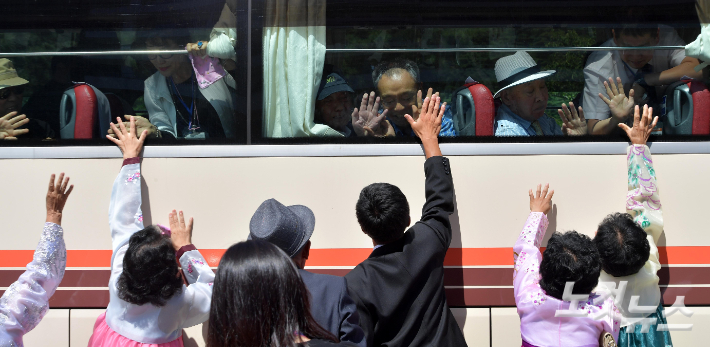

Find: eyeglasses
0;86;24;100
148;54;175;60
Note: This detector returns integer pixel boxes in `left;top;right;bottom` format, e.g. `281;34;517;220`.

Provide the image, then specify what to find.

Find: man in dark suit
249;199;366;347
345;95;467;347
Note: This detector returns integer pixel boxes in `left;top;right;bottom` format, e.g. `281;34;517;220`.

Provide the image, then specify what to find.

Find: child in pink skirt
88;117;214;347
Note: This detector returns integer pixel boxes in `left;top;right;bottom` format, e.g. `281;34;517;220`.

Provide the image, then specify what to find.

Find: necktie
531;120;544;136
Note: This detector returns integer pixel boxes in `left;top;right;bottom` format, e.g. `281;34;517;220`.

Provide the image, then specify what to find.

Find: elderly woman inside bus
112;30;238;140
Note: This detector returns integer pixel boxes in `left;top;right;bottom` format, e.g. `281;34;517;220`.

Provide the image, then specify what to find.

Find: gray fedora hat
248;198;315;258
493;51;555;98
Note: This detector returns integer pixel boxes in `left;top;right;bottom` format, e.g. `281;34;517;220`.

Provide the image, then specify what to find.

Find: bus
1;0;708;345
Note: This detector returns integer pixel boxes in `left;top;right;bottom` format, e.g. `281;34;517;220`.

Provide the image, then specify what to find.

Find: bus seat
450;82;495;136
662;80;710;135
59;83;112;139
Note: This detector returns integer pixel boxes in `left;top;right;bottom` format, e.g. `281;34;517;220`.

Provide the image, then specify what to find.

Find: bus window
256;1;704;142
0;0;246;144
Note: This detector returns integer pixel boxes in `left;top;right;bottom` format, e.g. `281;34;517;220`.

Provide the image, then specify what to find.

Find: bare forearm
589;118;621;135
645;58;702;86
421;138;441;158
46;212;62;225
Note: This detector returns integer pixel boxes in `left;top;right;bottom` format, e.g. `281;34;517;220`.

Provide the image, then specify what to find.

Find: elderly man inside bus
0;58;31;140
370;58;456;137
494;51;588;137
313;66;357;136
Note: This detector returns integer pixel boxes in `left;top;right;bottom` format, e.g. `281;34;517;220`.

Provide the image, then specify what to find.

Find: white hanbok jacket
103;159;214;344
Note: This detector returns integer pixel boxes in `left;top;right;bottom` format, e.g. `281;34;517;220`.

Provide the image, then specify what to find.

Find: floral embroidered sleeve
179;250;215;328
626;145;663;244
0;223;66;347
108;160;144;259
513;212;549;305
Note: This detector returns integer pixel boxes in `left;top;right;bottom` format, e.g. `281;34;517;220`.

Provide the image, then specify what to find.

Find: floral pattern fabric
514;212;620;346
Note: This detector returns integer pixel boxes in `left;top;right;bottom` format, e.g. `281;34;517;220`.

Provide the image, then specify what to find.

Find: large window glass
255;0;705;143
1;0;705;147
1;0;247;145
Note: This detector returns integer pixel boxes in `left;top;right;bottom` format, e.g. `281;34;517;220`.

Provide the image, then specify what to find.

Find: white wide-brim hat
686;24;710;72
493;51;555;98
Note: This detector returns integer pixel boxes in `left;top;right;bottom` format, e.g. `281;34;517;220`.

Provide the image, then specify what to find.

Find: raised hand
46;173;74;225
405;95;445;158
559;102;587;136
107;115;158;139
168;210;194;251
529;183;554;215
598;77;635;123
618;104;657;146
0;112;30;140
411;88;438;121
106;116;148;159
352;92;393;137
186;41;208;57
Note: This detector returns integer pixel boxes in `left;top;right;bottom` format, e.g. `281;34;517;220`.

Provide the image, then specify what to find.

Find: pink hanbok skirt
88;312;184;347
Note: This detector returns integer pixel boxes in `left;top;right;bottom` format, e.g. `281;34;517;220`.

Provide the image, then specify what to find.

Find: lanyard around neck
170;76;194;118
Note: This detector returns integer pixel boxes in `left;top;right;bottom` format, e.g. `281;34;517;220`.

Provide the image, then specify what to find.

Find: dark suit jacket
345;156;467;347
300;269;366;347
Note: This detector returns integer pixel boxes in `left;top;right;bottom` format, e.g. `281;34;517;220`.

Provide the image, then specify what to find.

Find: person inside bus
186;0;237;71
593;105;673;347
0;58;32;140
0;173;73;347
89;117;214;347
582;9;701;135
372;58;456;137
494;51;588;137
345;95;467;347
114;30;238;140
247;198;366;347
314;67;357;136
513;183;620;347
207;240;358;347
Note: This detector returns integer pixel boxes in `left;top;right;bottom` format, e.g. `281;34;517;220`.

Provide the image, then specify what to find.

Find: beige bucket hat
0;59;29;89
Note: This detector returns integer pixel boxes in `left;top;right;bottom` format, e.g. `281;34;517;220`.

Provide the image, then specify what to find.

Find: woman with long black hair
208;240;357;347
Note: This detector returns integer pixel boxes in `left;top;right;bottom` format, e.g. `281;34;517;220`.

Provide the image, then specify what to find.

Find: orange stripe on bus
0;247;708;268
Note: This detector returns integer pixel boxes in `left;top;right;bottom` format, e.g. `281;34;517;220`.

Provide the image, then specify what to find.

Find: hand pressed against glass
501;79;549;122
0;111;29;140
599;77;635;122
558;102;587;136
351;91;393;137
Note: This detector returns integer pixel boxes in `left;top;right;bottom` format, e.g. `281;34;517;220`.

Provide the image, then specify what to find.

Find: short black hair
355;183;410;244
593;213;650;277
117;226;183;306
539;231;601;300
